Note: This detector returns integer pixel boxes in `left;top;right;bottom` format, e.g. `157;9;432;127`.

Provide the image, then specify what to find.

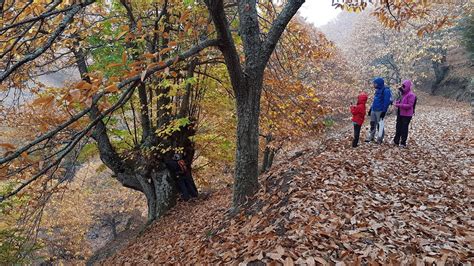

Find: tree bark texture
205;0;305;207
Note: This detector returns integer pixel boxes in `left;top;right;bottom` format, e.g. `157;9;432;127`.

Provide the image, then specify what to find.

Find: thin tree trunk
268;149;276;169
260;133;273;174
179;59;198;118
138;82;152;144
261;148;276;173
431;54;449;94
261;147;270;174
204;0;305;208
111;217;118;239
157;85;171;129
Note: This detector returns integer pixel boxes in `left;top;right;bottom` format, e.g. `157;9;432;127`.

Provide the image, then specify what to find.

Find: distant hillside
320;11;360;46
321;10;473;103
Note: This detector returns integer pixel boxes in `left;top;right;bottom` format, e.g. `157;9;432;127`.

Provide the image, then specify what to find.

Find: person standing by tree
165;154;198;201
350;92;368;147
365;77;392;143
393;80;417;148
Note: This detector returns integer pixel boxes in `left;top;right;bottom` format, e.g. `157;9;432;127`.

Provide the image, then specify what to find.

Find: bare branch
0;0;64;33
127;38;220;85
0;84;136;203
0;0;95;82
204;0;243;90
0;105;95;165
260;0;305;67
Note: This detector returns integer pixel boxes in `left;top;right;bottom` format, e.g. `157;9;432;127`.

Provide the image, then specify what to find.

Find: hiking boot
400;144;407;148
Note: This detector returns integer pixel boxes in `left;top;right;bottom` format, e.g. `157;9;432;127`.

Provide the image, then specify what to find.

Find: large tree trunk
233;75;263;206
119;164;176;223
73;42;177;223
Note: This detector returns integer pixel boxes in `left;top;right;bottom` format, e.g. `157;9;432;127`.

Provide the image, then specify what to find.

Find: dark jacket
164;159;184;178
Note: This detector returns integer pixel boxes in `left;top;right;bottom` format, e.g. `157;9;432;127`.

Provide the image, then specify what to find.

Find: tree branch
0;85;136;203
119;0;136;28
134;38;220;85
204;0;243;91
138;82;153;142
1;36;217;182
0;0;68;33
260;0;305;68
72;42;127;175
0;0;95;83
0;105;93;165
238;0;262;69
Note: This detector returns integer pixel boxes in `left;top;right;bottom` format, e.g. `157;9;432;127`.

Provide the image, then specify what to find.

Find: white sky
299;0;341;27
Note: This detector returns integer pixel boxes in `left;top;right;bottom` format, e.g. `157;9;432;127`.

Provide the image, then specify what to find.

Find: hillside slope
103;93;473;265
424;46;473;101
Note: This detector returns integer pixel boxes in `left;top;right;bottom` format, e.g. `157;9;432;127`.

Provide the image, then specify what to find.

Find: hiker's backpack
382;87;394;114
177;159;188;174
386;87;394;105
379;87;393;106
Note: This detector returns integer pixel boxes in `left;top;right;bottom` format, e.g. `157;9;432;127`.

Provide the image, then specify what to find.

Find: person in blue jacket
365;77;392;143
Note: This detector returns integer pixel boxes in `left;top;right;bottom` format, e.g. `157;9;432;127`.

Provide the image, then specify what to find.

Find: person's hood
357;92;368;105
402;80;412;94
373;77;385;90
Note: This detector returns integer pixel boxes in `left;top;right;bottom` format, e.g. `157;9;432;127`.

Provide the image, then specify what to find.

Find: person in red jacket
350;92;368;147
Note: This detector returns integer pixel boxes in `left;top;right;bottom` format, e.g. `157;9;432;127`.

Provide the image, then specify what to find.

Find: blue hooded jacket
370;77;392;112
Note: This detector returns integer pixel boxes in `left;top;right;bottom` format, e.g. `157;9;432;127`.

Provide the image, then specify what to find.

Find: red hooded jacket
351;92;368;126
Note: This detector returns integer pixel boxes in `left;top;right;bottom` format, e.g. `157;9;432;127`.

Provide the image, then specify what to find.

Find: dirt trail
103;93;473;264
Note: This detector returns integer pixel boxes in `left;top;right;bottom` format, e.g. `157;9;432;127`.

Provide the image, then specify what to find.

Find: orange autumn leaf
105;84;119;93
0;143;16;150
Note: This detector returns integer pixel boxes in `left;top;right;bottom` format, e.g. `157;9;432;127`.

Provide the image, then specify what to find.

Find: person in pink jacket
393;80;417;147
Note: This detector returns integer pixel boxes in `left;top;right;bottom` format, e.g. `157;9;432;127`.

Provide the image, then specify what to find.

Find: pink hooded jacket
395;80;416;117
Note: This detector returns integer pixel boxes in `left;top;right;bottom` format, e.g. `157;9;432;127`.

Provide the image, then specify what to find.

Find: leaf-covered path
104;93;473;264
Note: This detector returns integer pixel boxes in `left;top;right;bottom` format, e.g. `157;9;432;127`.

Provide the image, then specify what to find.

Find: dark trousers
393;115;412;145
353;123;361;147
177;175;198;201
